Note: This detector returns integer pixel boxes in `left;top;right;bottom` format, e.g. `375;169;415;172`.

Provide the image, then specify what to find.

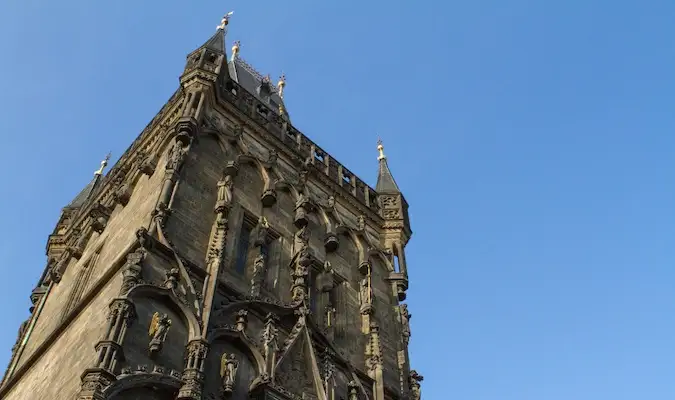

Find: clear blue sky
1;1;675;399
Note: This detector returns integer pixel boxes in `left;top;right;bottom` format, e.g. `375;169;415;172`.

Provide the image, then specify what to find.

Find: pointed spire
375;139;401;193
67;153;111;208
201;11;233;54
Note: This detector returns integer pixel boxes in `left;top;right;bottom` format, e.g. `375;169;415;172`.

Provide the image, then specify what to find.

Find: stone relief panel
202;339;258;399
122;297;189;373
165;134;227;264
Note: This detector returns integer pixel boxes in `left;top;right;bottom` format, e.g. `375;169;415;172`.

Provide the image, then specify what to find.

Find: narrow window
235;221;253;274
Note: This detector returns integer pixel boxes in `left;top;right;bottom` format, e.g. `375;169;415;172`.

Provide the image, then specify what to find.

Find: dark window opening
235;220;253;274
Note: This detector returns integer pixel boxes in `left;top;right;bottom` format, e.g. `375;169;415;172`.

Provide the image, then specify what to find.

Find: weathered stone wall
3;278;120;400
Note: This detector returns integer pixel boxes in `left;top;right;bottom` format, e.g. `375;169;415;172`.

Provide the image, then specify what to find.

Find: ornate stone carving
178;339;209;399
215;175;234;213
113;176;132;206
357;215;366;232
76;368;115;400
359;275;373;315
347;380;359;400
166;143;187;172
409;370;423;400
140;153;158;176
120;248;145;295
164;268;180;290
90;203;112;234
317;261;334;293
148;312;171;355
383;209;400;219
294;192;311;228
261;313;279;377
261;181;277;207
220;353;239;394
400;304;411;345
380;195;398;208
324;231;339;252
254;216;270;247
290;226;312;302
235;309;248;332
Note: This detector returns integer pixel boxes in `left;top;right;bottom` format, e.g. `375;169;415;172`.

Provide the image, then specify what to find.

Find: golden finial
94;152;111;176
377;139;386;161
217;11;234;30
278;103;286;115
231;40;240;62
277;73;286;99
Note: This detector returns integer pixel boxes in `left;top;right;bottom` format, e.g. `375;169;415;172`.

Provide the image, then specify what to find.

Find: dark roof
376;157;401;193
202;29;226;54
228;57;289;120
66;174;103;208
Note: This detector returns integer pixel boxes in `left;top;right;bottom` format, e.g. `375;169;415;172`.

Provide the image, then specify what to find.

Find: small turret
375;140;411;300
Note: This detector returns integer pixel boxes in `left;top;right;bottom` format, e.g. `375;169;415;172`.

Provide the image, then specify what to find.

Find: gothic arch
369;251;394;273
206;328;266;376
104;372;181;399
341;227;366;265
237;153;273;190
126;284;201;340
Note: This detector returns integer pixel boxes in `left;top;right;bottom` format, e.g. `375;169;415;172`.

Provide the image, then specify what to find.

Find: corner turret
376;140;411;300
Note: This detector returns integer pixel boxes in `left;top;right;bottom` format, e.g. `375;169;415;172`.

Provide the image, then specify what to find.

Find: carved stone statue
164;268;180;290
220;353;239;393
294;192;309;227
215;175;233;212
409;370;423;400
327;195;335;209
400;304;412;343
293;226;311;266
166;143;186;171
357;215;366;231
347;380;359;400
148;312;171;355
254;216;270;246
359;277;371;305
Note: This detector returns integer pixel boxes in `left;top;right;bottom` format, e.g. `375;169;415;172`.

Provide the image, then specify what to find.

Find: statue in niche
294;191;310;227
148;312;172;355
255;216;270;246
293;225;311;265
359;276;372;306
166;143;186;171
215;174;234;211
400;304;412;342
220;353;240;394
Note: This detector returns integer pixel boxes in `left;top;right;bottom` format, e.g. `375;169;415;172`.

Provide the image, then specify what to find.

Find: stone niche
122;294;190;373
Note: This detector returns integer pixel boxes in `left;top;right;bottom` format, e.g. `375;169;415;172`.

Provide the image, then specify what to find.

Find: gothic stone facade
0;27;422;400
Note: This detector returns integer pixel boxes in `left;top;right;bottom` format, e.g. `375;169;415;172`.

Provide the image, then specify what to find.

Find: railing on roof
219;79;380;215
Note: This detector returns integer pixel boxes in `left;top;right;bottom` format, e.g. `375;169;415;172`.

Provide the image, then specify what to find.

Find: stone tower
1;15;423;400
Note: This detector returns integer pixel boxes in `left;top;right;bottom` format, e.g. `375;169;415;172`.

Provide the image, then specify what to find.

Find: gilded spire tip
277;73;286;99
377;139;386;161
217;11;234;31
94;152;111;176
231;40;240;62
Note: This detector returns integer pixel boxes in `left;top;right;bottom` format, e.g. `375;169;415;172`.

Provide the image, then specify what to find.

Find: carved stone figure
166;143;186;171
120;248;145;295
215;174;233;212
294;192;310;227
410;370;423;400
357;215;366;231
359;277;371;305
347;381;359;400
254;216;270;246
148;312;171;355
400;304;412;343
164;268;180;290
220;353;239;393
293;225;311;267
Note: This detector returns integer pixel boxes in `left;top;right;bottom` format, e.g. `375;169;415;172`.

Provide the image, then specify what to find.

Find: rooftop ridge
234;57;281;95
